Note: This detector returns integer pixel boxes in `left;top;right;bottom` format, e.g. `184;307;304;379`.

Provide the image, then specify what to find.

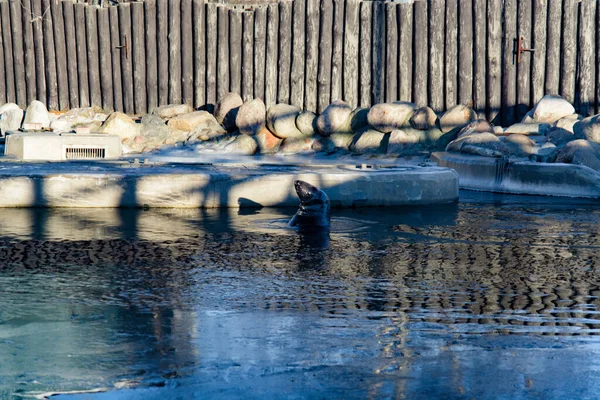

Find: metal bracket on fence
115;35;128;60
516;36;534;63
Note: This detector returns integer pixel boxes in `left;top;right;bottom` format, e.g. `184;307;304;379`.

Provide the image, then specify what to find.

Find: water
1;192;600;399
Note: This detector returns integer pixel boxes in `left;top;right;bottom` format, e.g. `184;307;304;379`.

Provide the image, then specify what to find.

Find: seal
288;180;331;231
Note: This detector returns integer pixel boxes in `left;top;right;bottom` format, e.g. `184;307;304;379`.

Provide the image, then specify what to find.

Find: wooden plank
413;0;428;107
278;1;292;104
97;8;113;112
74;3;89;107
398;2;412;103
304;0;319;111
51;0;69;110
265;3;278;107
242;11;254;102
41;0;57;109
131;1;147;114
109;6;123;112
217;5;229;102
22;0;37;104
192;0;205;109
229;9;243;96
597;0;600;114
9;0;26;107
473;0;487;118
331;0;344;102
359;1;372;108
254;6;267;102
145;0;158;111
13;0;28;103
205;3;218;111
385;3;397;103
458;0;473;107
168;0;182;104
181;0;193;106
157;0;168;106
118;3;134;114
560;0;577;104
343;0;359;107
545;0;561;96
318;0;333;112
502;0;517;125
516;0;532;120
487;0;502;123
578;0;596;116
429;0;444;112
86;5;101;108
290;0;306;108
0;6;5;105
445;0;458;110
531;0;547;108
63;1;79;108
371;0;384;105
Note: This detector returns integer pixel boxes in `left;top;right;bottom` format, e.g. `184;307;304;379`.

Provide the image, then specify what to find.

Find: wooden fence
0;0;598;126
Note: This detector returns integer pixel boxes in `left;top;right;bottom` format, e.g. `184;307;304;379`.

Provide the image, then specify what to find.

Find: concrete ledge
432;151;600;198
0;162;458;208
5;133;122;161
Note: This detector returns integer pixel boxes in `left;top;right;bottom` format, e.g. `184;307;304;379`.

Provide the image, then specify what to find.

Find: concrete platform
0;161;459;208
432;151;600;198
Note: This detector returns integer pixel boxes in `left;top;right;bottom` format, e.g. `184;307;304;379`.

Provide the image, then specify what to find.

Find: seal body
288;180;331;231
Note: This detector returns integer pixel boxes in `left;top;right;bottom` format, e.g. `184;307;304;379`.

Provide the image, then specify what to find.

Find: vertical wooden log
192;0;205;109
41;0;57;109
205;3;217;111
597;0;600;114
265;3;278;107
132;1;147;114
458;0;473;107
109;6;123;112
516;0;532;120
26;0;40;103
445;0;458;111
229;9;242;96
181;0;193;107
52;0;69;110
331;0;344;102
398;2;412;103
290;0;306;108
502;0;517;125
278;1;292;104
487;0;502;123
560;0;577;104
531;0;547;107
74;3;89;107
0;7;5;105
145;0;158;112
253;6;267;102
474;0;487;118
118;3;134;114
359;1;372;108
318;0;333;112
63;1;79;108
86;5;102;108
217;5;229;102
305;0;319;111
429;0;444;112
157;0;169;106
22;0;37;104
385;3;397;103
413;0;428;106
343;0;359;108
371;1;384;105
242;11;254;102
578;0;596;116
168;0;182;104
545;0;561;96
9;0;26;107
97;8;113;112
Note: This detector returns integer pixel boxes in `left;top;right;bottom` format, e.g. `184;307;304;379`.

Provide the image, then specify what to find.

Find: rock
501;134;536;157
23;100;50;128
546;127;575;147
423;128;450;149
296;111;318;136
279;137;315;154
573;115;600;143
555;139;600;171
128;114;178;152
504;122;551;135
0;108;24;136
49;119;73;133
255;126;282;154
387;129;427;155
554;114;582;133
530;146;559;163
235;98;266;135
531;94;575;124
266;104;304;139
446;132;506;157
312;133;355;152
223;133;258;155
215;92;244;131
438;104;476;133
316;99;353;135
367;102;416;133
167;111;219;132
74;121;102;133
152;104;193;119
98;112;140;140
0;103;21;114
186;111;227;143
349;107;370;132
409;106;438;130
456;119;494;138
54;107;107;131
349;129;387;154
493;126;505;134
521;109;535;124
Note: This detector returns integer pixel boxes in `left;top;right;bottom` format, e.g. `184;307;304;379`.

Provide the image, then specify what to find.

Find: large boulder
0;103;21;114
214;92;244;131
266;104;304;139
349;129;387;154
409;106;438;130
126;114;189;152
296;111;318;136
54;107;107;131
573;115;600;143
181;111;226;143
446;132;508;157
98;112;140;140
555;139;600;171
501;134;536;157
438;104;476;133
531;94;575;124
223;134;258;155
255;126;282;154
23;100;50;128
545;127;575;147
167;111;219;132
0;108;24;136
312;132;355;152
367;102;416;133
504;122;551;135
152;104;193;119
456;119;494;138
554;114;581;133
235;98;266;136
316;100;353;136
279;137;315;154
349;107;370;132
386;129;427;155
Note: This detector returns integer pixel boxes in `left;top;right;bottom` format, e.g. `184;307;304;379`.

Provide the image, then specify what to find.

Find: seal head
288;180;331;231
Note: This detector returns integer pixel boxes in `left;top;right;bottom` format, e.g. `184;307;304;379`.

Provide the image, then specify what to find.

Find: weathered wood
359;1;372;108
168;0;182;104
63;1;79;108
413;0;428;107
0;7;5;104
343;0;359;107
118;3;134;114
27;0;41;103
86;5;102;108
318;0;333;112
502;0;517;125
278;1;292;104
265;3;278;107
217;5;230;102
109;6;123;112
545;0;561;96
445;0;458;110
531;0;547;108
9;0;26;107
74;3;89;107
597;0;600;114
205;3;218;111
371;1;384;105
560;0;577;104
181;0;193;107
398;2;412;103
41;0;57;109
331;0;344;103
242;11;254;102
429;0;444;112
51;0;68;110
229;9;243;96
97;8;114;112
385;3;397;103
131;1;147;114
290;0;306;108
145;0;158;112
473;0;487;118
157;0;169;106
486;0;502;123
458;0;473;107
192;0;205;109
22;0;37;104
578;0;596;116
253;6;267;102
516;0;532;120
305;0;319;111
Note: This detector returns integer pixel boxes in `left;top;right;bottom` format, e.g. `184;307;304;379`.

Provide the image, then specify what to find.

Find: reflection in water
1;193;600;398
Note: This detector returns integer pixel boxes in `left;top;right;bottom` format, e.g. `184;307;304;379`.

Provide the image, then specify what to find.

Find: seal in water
288;180;331;231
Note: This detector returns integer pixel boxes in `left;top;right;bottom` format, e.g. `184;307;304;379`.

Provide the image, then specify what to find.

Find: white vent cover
5;133;122;161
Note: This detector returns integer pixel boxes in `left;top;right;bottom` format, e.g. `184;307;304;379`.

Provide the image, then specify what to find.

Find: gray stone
504;122;552;135
296;111;318;136
152;104;194;119
316;100;353;136
367;101;416;133
556;139;600;171
409;106;438;130
279;137;315;154
530;146;559;163
554;113;582;133
256;126;283;154
501;134;536;157
349;107;370;132
23;100;51;128
223;134;258;155
531;94;575;124
184;111;227;143
215;92;244;131
439;104;476;133
546;127;575;147
167;111;219;132
0;103;21;115
349;129;387;154
54;107;108;132
387;129;427;154
49;119;73;133
426;128;456;150
266;104;304;139
235;98;266;136
312;132;355;152
446;132;507;158
456;119;494;138
573;115;600;143
521;109;535;124
98;112;141;140
0;109;24;136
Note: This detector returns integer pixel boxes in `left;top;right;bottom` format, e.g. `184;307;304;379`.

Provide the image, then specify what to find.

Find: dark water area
1;191;600;399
